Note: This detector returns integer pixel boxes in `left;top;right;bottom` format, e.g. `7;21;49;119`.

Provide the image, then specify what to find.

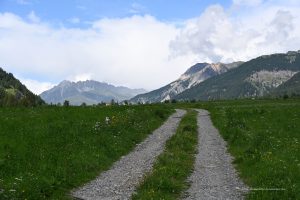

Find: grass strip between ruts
132;109;198;200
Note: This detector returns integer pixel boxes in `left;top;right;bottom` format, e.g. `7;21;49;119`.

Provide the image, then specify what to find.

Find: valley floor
0;99;299;199
73;109;248;200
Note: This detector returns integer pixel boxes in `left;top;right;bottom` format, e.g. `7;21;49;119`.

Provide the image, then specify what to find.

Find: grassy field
133;110;198;200
0;105;173;199
1;99;299;199
186;99;300;199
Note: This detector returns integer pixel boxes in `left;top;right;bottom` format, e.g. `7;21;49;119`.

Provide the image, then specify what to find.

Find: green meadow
0;105;173;199
0;99;299;199
188;99;300;200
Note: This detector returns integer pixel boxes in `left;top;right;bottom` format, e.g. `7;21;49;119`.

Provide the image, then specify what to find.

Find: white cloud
129;3;147;14
170;2;300;63
27;11;40;23
1;1;300;94
70;73;92;82
19;78;55;95
233;0;263;7
0;13;195;94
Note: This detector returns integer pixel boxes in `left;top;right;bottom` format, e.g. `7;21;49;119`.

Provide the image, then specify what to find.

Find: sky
0;0;300;94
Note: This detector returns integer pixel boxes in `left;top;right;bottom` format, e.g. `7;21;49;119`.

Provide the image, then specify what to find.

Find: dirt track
72;109;186;200
183;109;248;200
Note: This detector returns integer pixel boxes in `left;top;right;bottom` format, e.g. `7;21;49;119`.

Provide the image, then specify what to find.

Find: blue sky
0;0;231;27
0;0;300;94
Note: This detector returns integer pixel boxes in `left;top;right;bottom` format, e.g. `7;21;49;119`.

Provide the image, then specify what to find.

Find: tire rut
182;109;248;200
71;109;186;200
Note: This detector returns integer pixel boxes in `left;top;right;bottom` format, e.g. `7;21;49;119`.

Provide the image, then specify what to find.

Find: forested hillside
0;68;45;106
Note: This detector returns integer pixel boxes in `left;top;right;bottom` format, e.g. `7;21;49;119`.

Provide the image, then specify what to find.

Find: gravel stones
72;109;186;200
182;109;248;200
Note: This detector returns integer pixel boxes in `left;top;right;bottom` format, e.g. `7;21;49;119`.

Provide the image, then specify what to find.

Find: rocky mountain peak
130;61;243;103
183;63;209;76
40;80;146;105
210;63;225;73
58;80;73;87
175;50;300;101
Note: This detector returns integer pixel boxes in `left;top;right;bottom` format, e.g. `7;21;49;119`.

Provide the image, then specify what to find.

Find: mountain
40;80;147;105
273;71;300;96
0;67;45;106
175;50;300;101
130;62;243;103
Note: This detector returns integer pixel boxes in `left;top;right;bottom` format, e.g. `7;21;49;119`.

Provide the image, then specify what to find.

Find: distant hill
40;80;147;105
175;50;300;101
0;68;45;106
130;62;243;103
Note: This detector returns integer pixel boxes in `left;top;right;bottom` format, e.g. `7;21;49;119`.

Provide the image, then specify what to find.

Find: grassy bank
188;99;300;199
0;105;173;199
132;110;198;200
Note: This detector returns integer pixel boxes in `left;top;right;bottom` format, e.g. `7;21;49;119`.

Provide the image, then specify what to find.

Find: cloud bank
0;13;191;94
170;1;300;63
1;0;300;94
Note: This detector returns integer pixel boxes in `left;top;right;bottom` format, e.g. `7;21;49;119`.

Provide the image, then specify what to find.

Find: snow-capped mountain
40;80;146;105
130;62;243;103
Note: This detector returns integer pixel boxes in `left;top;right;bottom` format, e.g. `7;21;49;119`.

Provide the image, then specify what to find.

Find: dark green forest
0;68;45;106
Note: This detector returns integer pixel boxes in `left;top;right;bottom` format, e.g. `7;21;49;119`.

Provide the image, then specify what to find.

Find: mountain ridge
40;80;146;105
130;61;243;103
175;50;300;101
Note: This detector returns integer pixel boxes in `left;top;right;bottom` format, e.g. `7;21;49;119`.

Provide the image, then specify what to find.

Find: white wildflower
105;117;110;124
94;122;101;131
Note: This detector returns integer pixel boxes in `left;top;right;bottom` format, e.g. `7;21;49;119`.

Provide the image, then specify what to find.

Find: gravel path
72;109;186;200
183;109;248;200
